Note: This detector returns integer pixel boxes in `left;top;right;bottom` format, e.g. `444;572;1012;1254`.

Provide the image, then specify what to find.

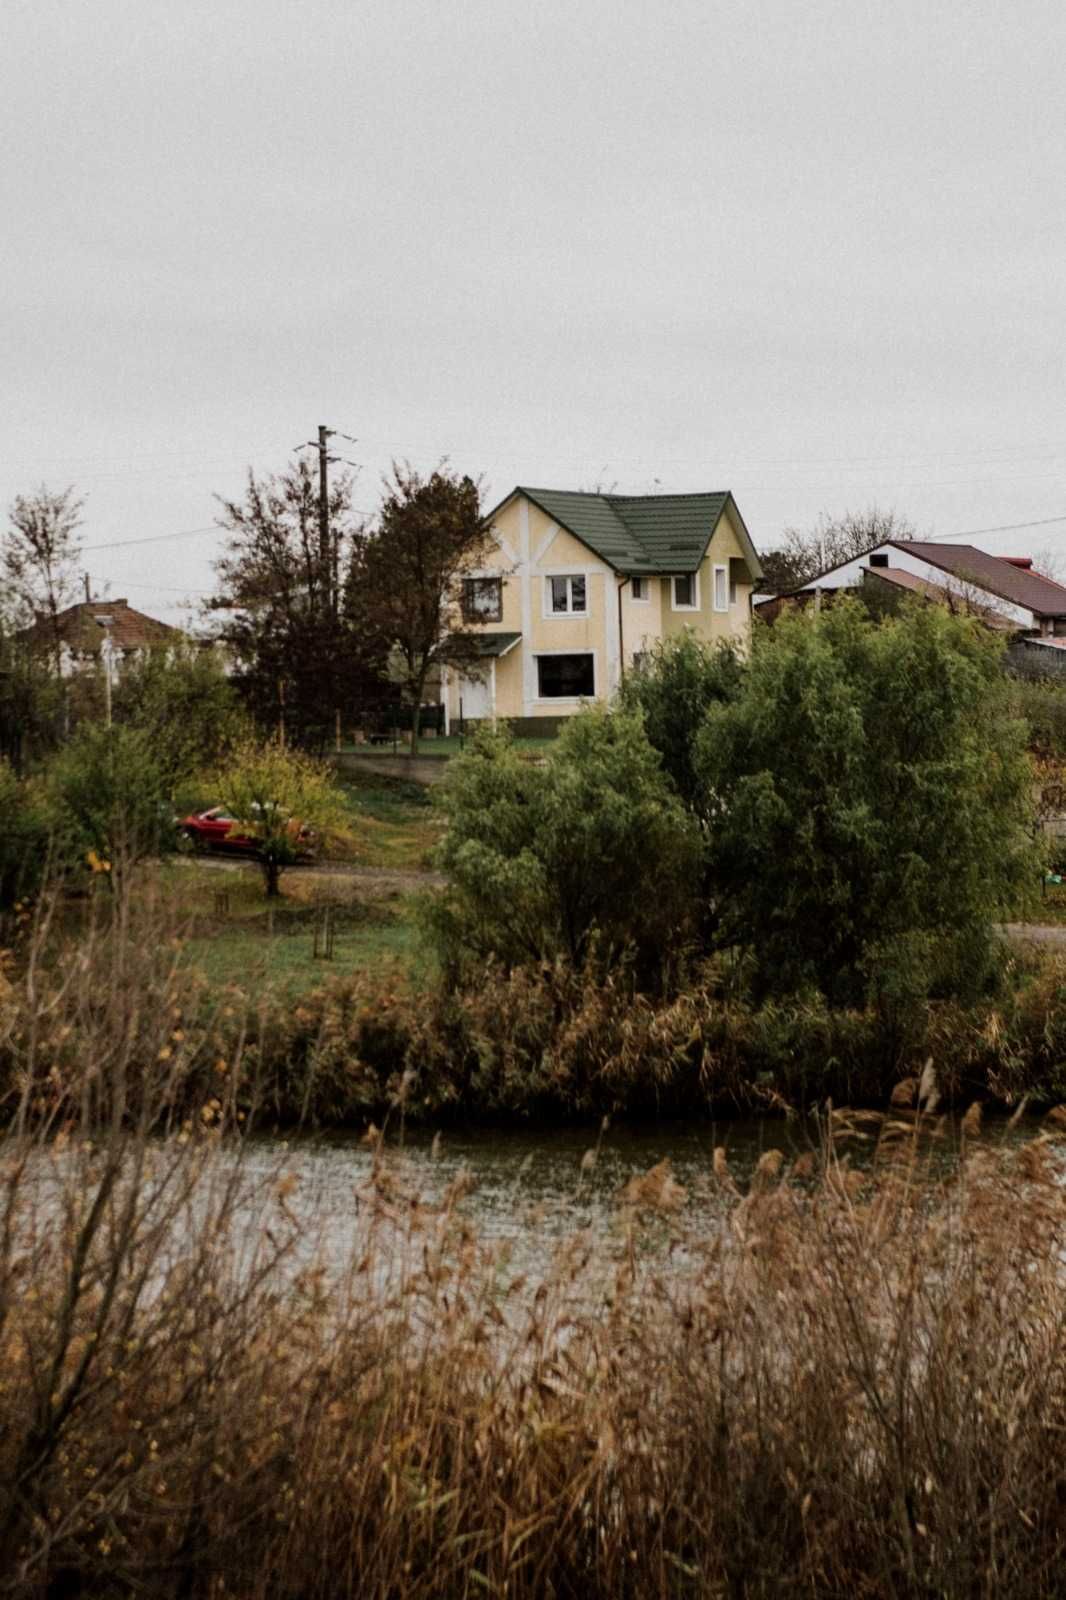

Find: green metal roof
502;488;761;579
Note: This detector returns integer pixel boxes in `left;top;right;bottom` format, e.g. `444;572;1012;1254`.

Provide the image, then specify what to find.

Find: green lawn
148;858;430;996
182;912;424;997
336;770;443;870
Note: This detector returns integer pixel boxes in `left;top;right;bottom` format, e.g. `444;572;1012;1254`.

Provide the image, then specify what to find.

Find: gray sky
4;0;1066;623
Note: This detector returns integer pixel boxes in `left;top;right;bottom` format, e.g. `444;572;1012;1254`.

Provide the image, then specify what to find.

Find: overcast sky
4;0;1066;624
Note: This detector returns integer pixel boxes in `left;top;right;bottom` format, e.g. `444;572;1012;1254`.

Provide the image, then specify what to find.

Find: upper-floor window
713;565;728;612
672;573;699;610
461;576;502;622
631;575;650;601
546;575;587;616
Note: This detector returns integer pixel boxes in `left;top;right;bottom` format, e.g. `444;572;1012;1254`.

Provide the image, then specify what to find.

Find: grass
149;858;429;996
336;770;443;871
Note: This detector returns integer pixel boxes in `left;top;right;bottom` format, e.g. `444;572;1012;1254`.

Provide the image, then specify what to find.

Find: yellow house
442;486;763;732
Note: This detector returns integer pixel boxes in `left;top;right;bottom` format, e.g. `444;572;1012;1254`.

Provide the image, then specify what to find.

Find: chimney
1002;557;1033;569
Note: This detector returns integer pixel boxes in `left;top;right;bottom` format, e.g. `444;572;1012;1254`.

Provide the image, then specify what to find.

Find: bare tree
347;463;494;751
2;485;84;667
761;506;916;592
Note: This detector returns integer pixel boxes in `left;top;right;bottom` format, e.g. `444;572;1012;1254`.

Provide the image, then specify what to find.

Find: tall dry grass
3;889;1066;1594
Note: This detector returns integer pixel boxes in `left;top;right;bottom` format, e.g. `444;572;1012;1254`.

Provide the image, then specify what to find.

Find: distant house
755;542;1066;666
20;597;181;678
443;486;763;732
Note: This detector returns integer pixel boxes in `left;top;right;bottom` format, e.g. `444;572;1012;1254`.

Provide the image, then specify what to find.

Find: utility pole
317;423;332;617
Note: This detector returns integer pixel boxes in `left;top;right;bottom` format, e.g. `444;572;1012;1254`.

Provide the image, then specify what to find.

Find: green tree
213;740;348;896
348;463;492;752
45;725;173;891
427;709;700;981
696;599;1039;1003
111;642;248;793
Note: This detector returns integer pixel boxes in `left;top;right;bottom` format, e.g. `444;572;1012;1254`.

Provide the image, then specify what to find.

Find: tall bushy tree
2;485;84;667
427;709;700;981
697;600;1038;1002
210;460;386;748
348;463;492;751
620;634;745;820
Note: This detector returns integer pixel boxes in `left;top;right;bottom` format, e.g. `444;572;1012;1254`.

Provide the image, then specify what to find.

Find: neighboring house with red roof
755;541;1066;661
20;597;182;677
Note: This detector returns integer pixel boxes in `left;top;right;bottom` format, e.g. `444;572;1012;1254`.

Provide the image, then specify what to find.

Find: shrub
44;722;174;887
213;739;350;896
425;709;701;984
0;760;49;910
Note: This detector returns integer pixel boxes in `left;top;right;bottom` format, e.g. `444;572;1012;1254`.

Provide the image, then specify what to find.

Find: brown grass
4;898;1066;1594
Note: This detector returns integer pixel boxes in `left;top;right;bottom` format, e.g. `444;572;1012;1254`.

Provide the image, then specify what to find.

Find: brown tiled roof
890;542;1066;618
22;599;180;654
865;565;1015;628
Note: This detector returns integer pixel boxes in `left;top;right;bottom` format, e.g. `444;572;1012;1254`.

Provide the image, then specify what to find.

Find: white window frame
671;571;701;612
630;575;651;603
533;649;596;702
713;564;729;613
543;573;589;619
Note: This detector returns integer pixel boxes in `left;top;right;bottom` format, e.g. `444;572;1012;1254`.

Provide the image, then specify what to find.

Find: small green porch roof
448;631;522;658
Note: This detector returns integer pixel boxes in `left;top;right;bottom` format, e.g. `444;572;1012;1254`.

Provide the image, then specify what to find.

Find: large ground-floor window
536;652;595;698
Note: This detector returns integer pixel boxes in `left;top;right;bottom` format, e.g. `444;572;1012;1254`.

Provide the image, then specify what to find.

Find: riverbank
1;1088;1064;1598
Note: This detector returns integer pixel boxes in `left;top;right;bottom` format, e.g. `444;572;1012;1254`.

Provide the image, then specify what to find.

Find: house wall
446;492;754;724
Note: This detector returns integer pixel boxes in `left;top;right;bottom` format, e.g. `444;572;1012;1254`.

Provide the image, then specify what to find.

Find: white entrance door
456;669;492;721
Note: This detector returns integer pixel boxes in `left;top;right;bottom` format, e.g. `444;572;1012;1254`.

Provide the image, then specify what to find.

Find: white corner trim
671;571;701;612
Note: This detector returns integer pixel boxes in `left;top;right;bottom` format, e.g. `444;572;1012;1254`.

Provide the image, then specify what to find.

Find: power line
929;514;1066;542
80;525;220;552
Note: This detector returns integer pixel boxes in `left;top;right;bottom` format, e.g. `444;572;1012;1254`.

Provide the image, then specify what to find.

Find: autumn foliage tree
210;459;386;748
348;464;493;751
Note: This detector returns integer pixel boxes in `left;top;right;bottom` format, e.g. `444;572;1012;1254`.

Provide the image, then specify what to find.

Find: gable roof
888;542;1066;618
487;487;763;580
21;598;180;654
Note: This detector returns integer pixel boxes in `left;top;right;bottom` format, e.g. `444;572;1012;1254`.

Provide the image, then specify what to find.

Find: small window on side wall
713;565;728;612
631;575;648;601
672;573;696;609
461;577;502;622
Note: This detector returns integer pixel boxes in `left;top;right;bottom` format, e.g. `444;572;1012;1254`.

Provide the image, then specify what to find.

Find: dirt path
1003;922;1066;947
173;856;444;892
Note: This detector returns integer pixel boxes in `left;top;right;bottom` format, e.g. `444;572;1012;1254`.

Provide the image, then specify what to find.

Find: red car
178;806;317;861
